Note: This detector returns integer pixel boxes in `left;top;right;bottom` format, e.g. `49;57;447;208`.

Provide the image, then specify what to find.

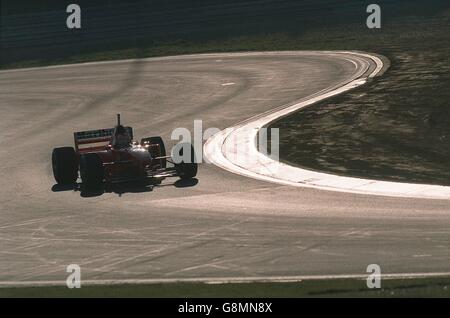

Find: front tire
80;153;104;190
52;147;78;184
174;143;198;180
141;136;166;169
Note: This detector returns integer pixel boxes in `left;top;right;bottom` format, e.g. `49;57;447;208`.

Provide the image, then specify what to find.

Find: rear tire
80;153;104;191
141;136;166;169
174;143;198;180
52;147;78;184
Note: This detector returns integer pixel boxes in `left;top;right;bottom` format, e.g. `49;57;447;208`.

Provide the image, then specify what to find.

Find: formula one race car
52;114;197;190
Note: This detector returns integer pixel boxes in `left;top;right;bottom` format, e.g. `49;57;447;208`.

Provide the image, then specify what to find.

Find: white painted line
1;272;450;288
204;51;450;200
0;51;367;74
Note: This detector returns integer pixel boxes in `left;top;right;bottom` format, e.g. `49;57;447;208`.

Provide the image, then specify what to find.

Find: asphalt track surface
0;52;449;286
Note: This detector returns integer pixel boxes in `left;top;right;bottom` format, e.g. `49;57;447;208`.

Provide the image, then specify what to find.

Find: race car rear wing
74;127;133;153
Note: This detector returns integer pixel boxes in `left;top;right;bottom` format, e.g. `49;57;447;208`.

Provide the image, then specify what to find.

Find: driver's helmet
111;125;131;149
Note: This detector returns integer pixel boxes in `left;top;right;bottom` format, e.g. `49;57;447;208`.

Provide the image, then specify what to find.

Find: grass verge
269;11;450;186
1;277;450;298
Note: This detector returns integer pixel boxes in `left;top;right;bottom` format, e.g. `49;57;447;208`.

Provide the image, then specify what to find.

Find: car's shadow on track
170;178;199;188
51;178;199;198
51;184;76;192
